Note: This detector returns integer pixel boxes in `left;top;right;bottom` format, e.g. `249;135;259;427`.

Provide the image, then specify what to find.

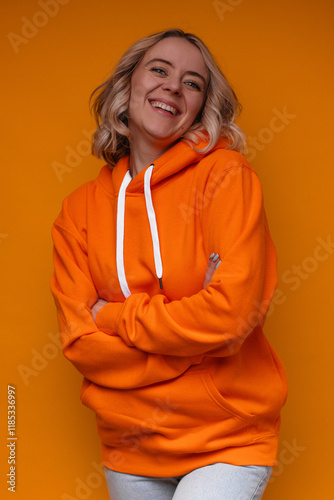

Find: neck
128;135;178;178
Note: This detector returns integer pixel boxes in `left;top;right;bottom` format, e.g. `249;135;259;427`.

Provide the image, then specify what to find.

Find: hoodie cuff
95;301;124;336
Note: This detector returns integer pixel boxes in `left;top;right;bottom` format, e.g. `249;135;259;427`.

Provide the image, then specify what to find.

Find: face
128;37;209;150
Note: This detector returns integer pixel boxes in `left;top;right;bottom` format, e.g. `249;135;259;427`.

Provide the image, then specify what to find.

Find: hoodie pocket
198;369;255;422
80;368;256;454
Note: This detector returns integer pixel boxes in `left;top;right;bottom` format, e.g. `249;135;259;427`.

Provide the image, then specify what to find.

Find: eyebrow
146;58;207;86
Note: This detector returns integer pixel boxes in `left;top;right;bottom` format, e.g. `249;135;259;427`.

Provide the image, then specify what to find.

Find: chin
146;126;183;144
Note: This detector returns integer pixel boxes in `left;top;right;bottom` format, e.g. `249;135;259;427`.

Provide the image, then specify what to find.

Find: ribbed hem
100;434;280;477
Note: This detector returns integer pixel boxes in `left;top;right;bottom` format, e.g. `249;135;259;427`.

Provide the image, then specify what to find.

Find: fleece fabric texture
51;137;287;477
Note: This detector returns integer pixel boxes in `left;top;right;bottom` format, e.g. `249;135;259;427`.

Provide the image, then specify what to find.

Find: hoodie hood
98;136;231;196
99;137;231;298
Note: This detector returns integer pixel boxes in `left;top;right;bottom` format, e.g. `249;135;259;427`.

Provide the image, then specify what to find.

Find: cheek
129;73;158;111
186;95;205;122
129;83;144;114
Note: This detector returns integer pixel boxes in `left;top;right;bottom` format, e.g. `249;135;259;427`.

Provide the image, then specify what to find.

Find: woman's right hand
203;253;221;289
91;298;109;322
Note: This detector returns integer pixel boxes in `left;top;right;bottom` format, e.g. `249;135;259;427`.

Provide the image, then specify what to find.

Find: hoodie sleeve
51;196;202;389
96;161;278;357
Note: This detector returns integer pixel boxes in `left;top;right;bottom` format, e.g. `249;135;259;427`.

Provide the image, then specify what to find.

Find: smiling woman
90;29;245;168
51;28;287;500
127;37;209;176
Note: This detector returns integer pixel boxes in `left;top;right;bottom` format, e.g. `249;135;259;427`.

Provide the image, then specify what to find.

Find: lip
148;98;181;116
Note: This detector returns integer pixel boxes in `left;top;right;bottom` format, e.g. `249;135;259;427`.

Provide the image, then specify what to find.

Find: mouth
149;100;180;116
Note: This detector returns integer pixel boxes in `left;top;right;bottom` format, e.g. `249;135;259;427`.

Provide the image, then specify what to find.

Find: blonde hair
90;29;245;167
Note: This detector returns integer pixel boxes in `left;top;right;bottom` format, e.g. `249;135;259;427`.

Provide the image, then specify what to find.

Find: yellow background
1;0;334;498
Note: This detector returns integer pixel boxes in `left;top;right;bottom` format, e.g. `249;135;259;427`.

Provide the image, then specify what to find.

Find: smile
149;100;180;116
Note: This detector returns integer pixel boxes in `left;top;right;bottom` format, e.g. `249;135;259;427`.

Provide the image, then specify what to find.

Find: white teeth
151;101;178;115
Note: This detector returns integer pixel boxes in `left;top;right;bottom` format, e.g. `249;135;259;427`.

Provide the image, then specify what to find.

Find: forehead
142;37;208;77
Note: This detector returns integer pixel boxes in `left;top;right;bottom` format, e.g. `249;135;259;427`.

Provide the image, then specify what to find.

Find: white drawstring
116;170;132;298
144;165;163;289
116;165;163;298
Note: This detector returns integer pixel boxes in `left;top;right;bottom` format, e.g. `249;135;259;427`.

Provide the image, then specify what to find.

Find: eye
150;67;167;76
185;81;202;91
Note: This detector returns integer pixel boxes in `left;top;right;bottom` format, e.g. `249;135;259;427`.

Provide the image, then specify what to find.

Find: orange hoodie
51;137;287;477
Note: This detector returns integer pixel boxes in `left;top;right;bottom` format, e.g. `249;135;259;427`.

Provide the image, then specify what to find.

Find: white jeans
104;463;273;500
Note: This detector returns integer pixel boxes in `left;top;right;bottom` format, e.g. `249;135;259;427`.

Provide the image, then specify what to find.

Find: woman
51;29;287;499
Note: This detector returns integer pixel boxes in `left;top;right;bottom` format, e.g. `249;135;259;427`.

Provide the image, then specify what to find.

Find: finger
208;252;219;264
206;259;216;272
212;253;219;262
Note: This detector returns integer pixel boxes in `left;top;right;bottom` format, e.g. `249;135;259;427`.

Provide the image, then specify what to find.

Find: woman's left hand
91;298;109;321
203;253;221;289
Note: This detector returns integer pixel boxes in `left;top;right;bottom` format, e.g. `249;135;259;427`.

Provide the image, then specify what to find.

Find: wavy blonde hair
90;29;245;167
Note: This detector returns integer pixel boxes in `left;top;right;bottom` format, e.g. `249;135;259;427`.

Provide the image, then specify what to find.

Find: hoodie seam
114;301;127;337
200;162;260;213
53;221;88;252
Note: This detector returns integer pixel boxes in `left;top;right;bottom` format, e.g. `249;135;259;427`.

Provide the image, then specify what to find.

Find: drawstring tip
159;278;163;289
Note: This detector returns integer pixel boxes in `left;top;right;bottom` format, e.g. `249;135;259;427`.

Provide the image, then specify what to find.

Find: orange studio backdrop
1;0;334;498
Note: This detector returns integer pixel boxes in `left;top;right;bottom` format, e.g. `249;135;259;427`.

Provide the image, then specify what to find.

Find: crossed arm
91;252;221;321
52;163;275;388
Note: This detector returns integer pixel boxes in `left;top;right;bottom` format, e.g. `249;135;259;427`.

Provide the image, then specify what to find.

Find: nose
162;76;182;95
